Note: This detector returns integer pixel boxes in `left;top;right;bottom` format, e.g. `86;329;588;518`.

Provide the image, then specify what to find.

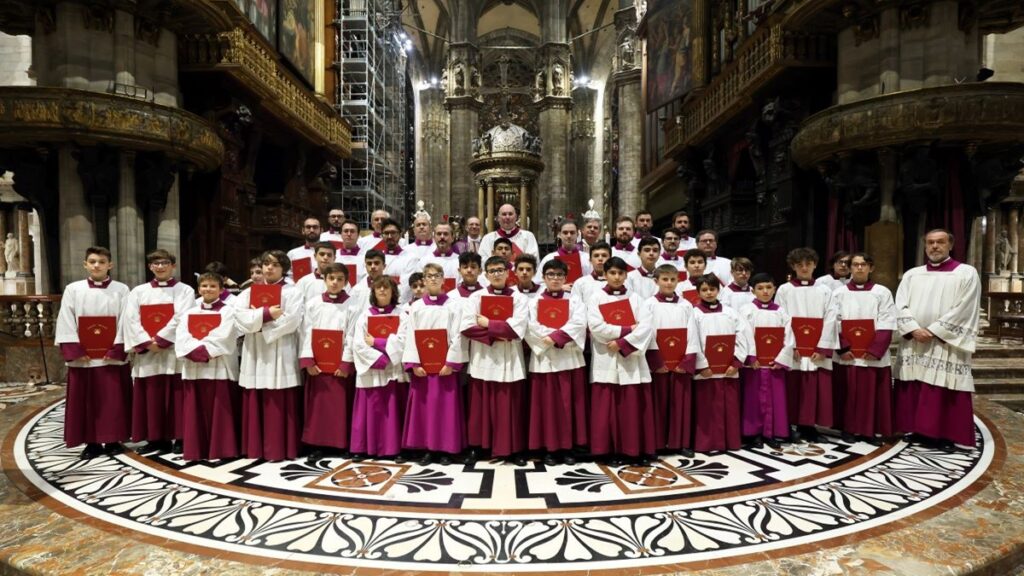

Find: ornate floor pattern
12;400;996;573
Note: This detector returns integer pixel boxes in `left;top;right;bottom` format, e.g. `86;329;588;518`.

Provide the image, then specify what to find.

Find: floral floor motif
12;400;994;572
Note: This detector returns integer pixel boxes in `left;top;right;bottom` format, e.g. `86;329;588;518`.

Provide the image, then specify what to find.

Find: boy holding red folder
642;265;700;457
831;253;896;444
175;272;241;461
460;256;530;465
586;256;655;466
525;259;588;465
773;247;838;442
401;263;469;465
121;249;196;454
54;246;132;459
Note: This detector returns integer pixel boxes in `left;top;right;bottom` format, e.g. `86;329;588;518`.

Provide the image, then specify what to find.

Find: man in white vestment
478;203;539;261
696;229;733;287
286;217;321;280
320;208;346;242
893;229;981;450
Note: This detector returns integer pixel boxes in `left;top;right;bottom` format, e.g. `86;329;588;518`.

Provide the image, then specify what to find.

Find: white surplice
349;304;407;388
459;289;529;382
587;289;653;385
55;278;131;368
400;295;468;367
121;280;196;378
175;304;240;381
692;303;753;380
774;279;838;372
832;283;896;368
737;300;795;367
525;293;587;373
232;282;305;390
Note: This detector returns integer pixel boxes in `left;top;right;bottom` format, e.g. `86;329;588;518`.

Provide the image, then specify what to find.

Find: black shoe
462;448;478;465
439;454;452;466
394;453;408;464
607;455;624;467
679;447;695;458
936;439;957;453
634;455;653;467
513;454;528;466
80;443;104;460
864;436;882;446
543;453;558;467
171;439;183;454
104;442;125;455
306;450;324;465
134;440;170;454
418;452;433;466
351;453;367;462
339;450;353;460
840;432;856;444
788;427;801;443
748;435;764;449
800;426;819;442
765;438;783;451
562;453;576;466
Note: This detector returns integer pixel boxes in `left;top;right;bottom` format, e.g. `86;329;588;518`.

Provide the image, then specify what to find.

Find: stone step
973;346;1024;359
971;359;1024;380
974;379;1024;395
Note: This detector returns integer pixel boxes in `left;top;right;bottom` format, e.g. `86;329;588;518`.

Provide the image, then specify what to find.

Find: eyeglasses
699;238;716;244
485;268;507;276
423;273;443;280
850;262;871;268
381;230;400;237
544;272;566;279
303;224;320;229
150;260;173;267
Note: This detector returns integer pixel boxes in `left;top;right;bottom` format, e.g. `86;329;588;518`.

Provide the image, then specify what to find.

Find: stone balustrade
0;295;61;342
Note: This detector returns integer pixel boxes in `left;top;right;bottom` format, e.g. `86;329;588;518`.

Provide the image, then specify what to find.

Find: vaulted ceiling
401;0;623;81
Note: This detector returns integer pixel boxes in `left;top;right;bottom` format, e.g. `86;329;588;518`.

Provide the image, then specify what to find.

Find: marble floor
2;388;1024;575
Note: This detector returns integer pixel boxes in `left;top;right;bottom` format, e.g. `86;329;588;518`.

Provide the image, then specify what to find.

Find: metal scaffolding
332;0;410;229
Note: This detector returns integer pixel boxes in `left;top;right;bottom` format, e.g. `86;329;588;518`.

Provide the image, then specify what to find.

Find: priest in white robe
478;203;539;261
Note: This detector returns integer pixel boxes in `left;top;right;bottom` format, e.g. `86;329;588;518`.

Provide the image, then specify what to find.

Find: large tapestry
279;0;317;86
246;0;277;44
646;0;695;110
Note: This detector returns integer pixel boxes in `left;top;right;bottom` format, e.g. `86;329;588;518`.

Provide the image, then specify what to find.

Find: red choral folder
344;264;357;287
511;243;523;257
415;329;449;375
442;277;456;293
368;315;400;338
389;275;401;286
656;328;687;371
311;328;344;373
188;314;221;340
139;303;174;339
681;289;700;305
754;327;785;364
250;284;282;309
704;334;736;376
555;252;584;283
842;319;876;359
329;240;345;251
791;317;824;356
599;298;636;327
292;257;313;281
537;299;570;330
78;316;117;359
677;270;688;283
373;239;386;251
480;295;513;322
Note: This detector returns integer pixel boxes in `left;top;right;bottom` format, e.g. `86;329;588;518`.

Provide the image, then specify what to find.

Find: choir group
54;208;981;467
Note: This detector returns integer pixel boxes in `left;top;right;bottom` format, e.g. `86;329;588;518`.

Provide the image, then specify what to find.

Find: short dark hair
635;210;653;219
828;251;851;266
408;272;424;286
604;256;629;273
683;248;706;265
695;229;718;241
341;219;360;231
371;275;399;306
261;250;290;273
313;241;336;254
85;246;112;260
204;261;229;276
458;251;482;267
559;219;579;233
638;236;661;251
197;271;223;287
693;273;721;290
750;272;775;288
484;256;508;270
542;258;569;274
514;253;537;270
731;257;753;272
589;241;612;258
322;262;348;280
146;249;176;265
662;227;682;239
672;210;689;221
849;252;874;266
379;218;402;232
493;237;513;250
655;264;679;279
786;247;819;266
364;249;385;264
925;228;955;244
614;215;634;227
248;257;262;270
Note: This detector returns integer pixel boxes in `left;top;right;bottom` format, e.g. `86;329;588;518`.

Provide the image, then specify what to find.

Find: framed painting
247;0;277;44
278;0;317;86
645;0;696;110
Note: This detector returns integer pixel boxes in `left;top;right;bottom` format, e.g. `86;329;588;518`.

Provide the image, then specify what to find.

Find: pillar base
864;221;901;293
987;274;1012;293
3;272;35;295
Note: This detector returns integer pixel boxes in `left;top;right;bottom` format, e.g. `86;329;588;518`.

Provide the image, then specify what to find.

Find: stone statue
454;63;465;96
552;63;565;96
470;65;481;90
3;232;18;271
528;135;542;154
619;34;636;69
534;69;545;97
996;228;1011;274
472;137;481;156
480;132;492;154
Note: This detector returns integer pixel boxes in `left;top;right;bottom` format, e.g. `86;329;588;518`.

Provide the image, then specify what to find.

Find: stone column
445;43;480;220
485;179;495;232
16;206;32;275
156;175;180;259
571;86;597;218
418;87;450;217
476;180;485;227
117;151;145;287
865;148;901;291
984;207;997;275
519;179;529;230
536;48;572;243
613;7;642;220
59;147;94;287
0;204;7;275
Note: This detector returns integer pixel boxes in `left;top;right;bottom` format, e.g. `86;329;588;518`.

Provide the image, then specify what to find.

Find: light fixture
577;74;589;86
430;76;438;85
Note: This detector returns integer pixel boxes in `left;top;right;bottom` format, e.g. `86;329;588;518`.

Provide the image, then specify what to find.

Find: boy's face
148;257;175;282
315;248;335;269
83;253;113;281
753;281;776;302
559;225;578;249
542;267;566;292
656;273;679;295
262;260;283;283
365;257;385;279
410;280;426;300
485;263;508;289
250;266;264;284
791;259;816;281
832;256;851;278
639;244;660;268
494;243;512;261
372;282;394;306
850;256;873;284
732;267;751;287
662;232;680;253
198;279;222;302
515;263;535;287
324;272;347;294
685;256;706;277
605;267;627;288
423;270;444;295
590;249;610;273
699;283;720;302
459;262;481;284
341;223;360;247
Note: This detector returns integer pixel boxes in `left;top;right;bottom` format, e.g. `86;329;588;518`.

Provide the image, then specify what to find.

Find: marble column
58;147;94;287
0;205;7;275
445;43;480;221
476;180;485;228
117;151;145;287
984;207;997;275
571;86;597;219
156;175;180;259
613;7;642;220
16;206;32;275
418;87;450;218
536;46;573;243
519;179;529;230
485;179;495;232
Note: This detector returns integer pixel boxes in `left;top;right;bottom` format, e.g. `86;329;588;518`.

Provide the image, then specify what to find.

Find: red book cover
139;303;174;339
368;315;400;338
480;295;514;321
344;264;357;287
311;328;343;373
188;314;221;340
656;328;688;371
792;317;824;356
291;257;313;281
78;316;117;359
681;289;700;305
250;283;282;309
537;298;570;330
598;298;636;327
329;240;345;251
511;243;523;257
704;334;736;375
842;319;876;359
442;277;456;293
373;239;386;251
555;252;584;283
754;327;785;364
415;328;449;375
677;270;688;283
389;275;401;286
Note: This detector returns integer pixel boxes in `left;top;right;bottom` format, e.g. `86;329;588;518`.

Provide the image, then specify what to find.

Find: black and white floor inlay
14;400;993;572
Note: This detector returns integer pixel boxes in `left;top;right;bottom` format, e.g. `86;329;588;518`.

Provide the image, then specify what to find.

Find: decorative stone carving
82;4;114;33
3;233;18;272
618;28;637;70
453;62;466;96
899;4;929;30
552;64;565;96
996;228;1010;273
